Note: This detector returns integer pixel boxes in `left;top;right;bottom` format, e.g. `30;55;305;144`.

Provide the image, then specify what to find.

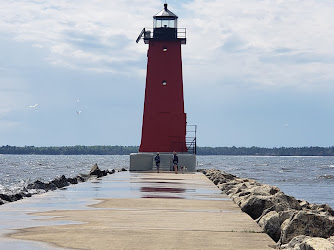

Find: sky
0;0;334;148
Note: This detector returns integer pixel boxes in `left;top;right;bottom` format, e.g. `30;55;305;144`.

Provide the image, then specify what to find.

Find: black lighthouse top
155;3;178;17
136;3;186;44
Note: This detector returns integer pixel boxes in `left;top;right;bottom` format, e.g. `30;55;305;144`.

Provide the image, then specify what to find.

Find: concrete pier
1;171;275;249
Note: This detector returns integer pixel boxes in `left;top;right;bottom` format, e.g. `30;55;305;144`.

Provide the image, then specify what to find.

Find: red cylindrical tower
136;3;187;153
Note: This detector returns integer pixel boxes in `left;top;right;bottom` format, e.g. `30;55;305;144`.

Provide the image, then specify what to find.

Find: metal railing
176;28;186;39
136;27;186;43
169;125;197;154
186;125;197;154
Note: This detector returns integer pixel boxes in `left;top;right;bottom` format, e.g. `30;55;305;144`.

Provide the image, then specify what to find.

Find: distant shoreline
1;145;334;156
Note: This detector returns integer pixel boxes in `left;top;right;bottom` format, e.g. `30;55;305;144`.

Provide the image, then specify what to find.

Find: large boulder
204;169;237;186
309;203;334;216
90;163;108;177
66;177;78;185
51;175;69;188
301;237;334;250
27;180;57;191
237;191;301;220
258;210;296;242
279;211;334;245
0;194;11;202
76;174;89;182
231;183;280;205
280;235;334;250
218;179;246;194
108;169;115;174
0;192;26;202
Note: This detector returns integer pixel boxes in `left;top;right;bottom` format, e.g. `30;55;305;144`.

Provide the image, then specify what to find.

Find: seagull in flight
76;110;82;115
75;99;80;103
29;104;39;108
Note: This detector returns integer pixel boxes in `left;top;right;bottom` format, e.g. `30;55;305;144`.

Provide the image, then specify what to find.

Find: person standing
154;153;160;173
172;151;178;174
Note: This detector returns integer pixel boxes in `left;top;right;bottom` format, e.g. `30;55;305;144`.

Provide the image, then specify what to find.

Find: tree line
1;145;334;156
196;146;334;156
0;145;139;155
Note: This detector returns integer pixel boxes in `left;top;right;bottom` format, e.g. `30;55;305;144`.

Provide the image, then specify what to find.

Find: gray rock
90;163;108;177
231;184;280;200
258;211;281;242
280;235;334;250
279;211;334;245
108;169;115;174
76;174;89;182
329;236;334;244
0;193;11;202
258;210;296;242
67;177;78;184
27;180;57;191
299;200;311;209
51;175;69;188
309;203;334;216
0;192;28;202
90;163;100;174
300;237;334;250
280;235;308;249
237;191;301;220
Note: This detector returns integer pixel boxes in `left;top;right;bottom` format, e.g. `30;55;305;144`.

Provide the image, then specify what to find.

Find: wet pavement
0;171;274;249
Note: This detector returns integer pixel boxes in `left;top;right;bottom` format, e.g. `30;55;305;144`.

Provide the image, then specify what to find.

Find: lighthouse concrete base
130;153;196;172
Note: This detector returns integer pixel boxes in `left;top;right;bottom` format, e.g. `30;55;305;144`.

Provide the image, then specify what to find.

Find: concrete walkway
3;172;275;249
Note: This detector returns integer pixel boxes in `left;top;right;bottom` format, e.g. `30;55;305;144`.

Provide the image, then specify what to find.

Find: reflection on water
142;195;184;199
140;187;186;193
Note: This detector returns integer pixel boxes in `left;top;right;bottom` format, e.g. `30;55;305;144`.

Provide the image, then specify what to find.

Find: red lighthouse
137;3;187;153
131;3;196;171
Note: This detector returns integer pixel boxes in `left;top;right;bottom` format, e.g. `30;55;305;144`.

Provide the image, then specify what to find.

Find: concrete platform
1;172;275;249
130;153;196;171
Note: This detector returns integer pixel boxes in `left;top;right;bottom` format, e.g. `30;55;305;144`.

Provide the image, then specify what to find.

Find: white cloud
182;0;334;88
0;0;160;72
1;0;333;87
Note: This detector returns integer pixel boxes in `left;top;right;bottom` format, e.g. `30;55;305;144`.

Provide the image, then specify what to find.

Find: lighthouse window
169;20;176;28
155;19;162;28
161;20;169;28
154;19;177;28
162;80;167;86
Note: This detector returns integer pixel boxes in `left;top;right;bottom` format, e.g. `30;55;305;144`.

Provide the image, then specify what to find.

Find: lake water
0;155;333;208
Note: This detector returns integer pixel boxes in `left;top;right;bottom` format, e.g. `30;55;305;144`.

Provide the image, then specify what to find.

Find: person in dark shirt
172;151;178;174
154;153;160;173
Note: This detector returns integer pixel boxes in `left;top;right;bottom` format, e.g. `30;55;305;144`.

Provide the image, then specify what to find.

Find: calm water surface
0;155;333;207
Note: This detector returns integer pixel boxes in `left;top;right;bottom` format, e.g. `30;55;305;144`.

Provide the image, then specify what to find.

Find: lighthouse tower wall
139;40;187;153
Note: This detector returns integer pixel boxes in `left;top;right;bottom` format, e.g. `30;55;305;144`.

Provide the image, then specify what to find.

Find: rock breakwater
200;168;334;249
0;163;125;206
